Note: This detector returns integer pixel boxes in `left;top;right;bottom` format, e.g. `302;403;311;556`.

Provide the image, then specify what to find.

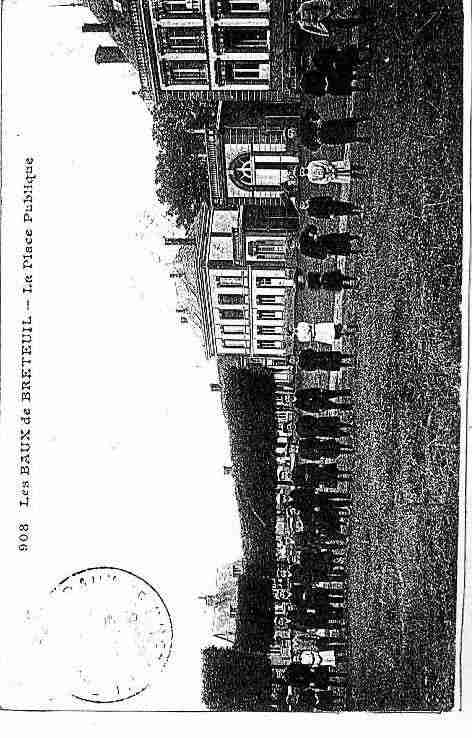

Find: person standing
293;462;351;486
285;111;371;151
296;321;352;347
298;349;353;371
292;586;345;617
298;438;353;460
299;159;365;185
312;44;372;78
299;196;364;219
283;661;331;690
298;225;362;258
295;387;352;412
296;414;352;438
305;270;356;292
300;68;369;97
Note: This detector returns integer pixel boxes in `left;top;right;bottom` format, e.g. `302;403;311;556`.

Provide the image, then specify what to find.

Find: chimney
210;383;221;392
82;22;112;33
95;46;126;64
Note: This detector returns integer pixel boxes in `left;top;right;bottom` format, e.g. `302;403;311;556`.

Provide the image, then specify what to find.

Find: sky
0;0;242;710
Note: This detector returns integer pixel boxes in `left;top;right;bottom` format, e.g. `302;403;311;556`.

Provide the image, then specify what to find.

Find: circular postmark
46;566;173;704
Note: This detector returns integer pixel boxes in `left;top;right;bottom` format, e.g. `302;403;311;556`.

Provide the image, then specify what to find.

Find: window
222;325;245;334
248;238;285;256
243;203;300;232
257;325;282;335
162;0;202;14
256;277;273;287
257;294;283;306
218;293;244;305
229;0;268;12
229;153;297;192
220;309;244;320
217;275;243;288
257;340;284;350
164;28;204;51
257;310;283;320
166;60;208;85
224;339;247;349
226;61;268;82
223;28;268;51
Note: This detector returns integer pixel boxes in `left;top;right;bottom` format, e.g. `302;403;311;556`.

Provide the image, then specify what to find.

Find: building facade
82;0;301;104
204;102;302;205
168;200;297;361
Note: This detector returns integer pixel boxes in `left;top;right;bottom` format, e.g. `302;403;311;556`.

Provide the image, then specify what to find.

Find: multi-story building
168;199;297;361
81;0;302;104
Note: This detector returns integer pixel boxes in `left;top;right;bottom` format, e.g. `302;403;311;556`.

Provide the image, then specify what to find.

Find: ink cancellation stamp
46;567;173;704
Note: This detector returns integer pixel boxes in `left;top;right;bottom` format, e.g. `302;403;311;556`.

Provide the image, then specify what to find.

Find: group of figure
272;387;354;711
273;9;372;710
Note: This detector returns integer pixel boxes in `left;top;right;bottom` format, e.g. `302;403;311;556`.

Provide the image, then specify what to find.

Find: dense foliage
152;99;215;228
201;645;272;711
235;574;274;653
220;366;278;578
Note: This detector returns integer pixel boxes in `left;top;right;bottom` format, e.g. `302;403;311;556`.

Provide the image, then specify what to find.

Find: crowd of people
270;3;370;711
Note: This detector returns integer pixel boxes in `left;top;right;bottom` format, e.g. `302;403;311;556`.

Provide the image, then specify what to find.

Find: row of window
215;276;286;288
155;0;268;18
223;339;285;349
217;293;283;305
162;59;270;86
159;27;268;53
220;324;282;335
219;309;283;320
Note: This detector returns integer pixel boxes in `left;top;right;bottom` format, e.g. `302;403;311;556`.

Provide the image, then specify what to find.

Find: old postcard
0;0;469;715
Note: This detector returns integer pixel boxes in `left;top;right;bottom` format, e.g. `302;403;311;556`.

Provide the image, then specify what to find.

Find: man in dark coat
286;111;371;152
298;438;353;460
313;44;371;78
298;224;362;259
290;489;345;533
299;196;364;218
295;586;345;612
293;462;351;487
291;560;331;584
283;662;330;690
290;588;345;619
296;415;352;438
295;387;352;412
306;270;356;292
291;488;348;517
300;687;338;711
300;69;369;97
298;349;353;372
291;552;345;584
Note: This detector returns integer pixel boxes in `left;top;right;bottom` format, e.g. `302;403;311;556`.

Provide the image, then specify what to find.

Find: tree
152;99;215;228
235;574;274;653
220;366;278;577
201;645;272;711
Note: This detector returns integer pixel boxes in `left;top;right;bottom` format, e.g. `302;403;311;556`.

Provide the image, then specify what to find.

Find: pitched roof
84;0;159;104
173;203;216;359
